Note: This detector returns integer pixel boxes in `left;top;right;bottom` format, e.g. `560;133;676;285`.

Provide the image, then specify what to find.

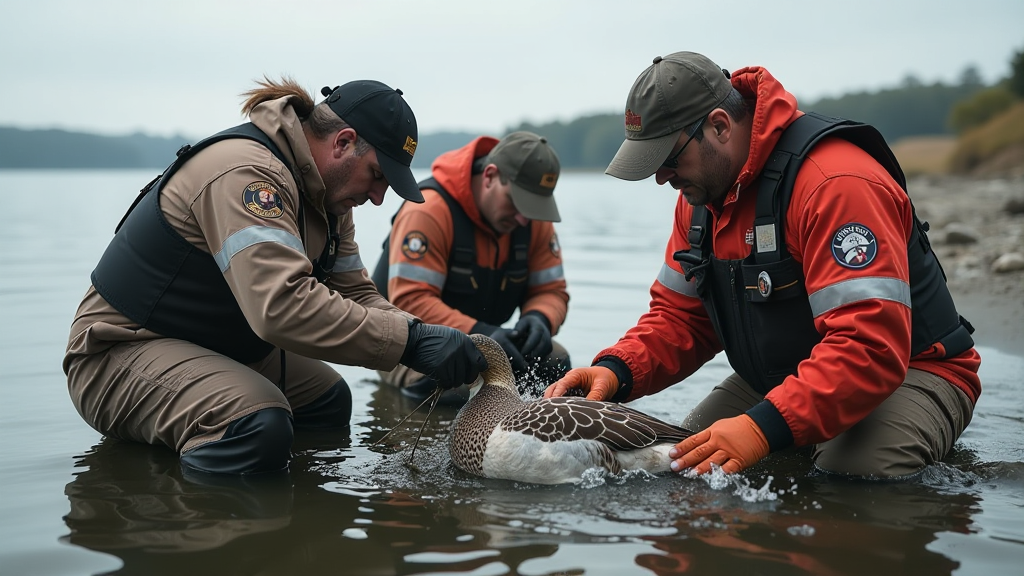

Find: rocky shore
908;175;1024;353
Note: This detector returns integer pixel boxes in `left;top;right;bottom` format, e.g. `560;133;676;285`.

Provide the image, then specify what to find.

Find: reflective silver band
215;226;304;272
809;276;911;317
529;264;565;286
657;263;698;298
331;254;365;274
389;262;446;290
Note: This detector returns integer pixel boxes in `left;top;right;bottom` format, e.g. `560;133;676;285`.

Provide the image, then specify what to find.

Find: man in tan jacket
64;78;487;475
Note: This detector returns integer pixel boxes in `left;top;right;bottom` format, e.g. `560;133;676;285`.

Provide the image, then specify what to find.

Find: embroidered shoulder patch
243;181;284;219
549;233;561;257
401;231;428;260
831;223;877;269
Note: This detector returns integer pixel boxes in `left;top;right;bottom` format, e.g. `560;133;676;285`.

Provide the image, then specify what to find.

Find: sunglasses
661;115;708;169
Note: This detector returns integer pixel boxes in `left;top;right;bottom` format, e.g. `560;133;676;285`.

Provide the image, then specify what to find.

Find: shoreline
911;175;1024;357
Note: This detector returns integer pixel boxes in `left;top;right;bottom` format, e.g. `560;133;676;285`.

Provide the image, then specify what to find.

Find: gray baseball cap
606;51;732;181
487;131;561;222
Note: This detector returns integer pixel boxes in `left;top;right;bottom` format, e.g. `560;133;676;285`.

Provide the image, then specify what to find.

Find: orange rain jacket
597;67;981;448
385;137;569;333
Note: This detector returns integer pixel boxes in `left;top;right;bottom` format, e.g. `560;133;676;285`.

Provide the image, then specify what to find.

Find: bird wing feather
500;397;694;451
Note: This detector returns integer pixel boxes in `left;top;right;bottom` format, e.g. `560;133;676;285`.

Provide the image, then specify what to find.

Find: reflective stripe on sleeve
809;276;911;317
389;262;446;290
331;254;365;274
657;263;698;298
214;225;305;272
529;264;564;286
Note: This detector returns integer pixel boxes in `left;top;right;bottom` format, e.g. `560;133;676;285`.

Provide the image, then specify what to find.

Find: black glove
512;311;553;359
400;321;488;390
471;322;527;373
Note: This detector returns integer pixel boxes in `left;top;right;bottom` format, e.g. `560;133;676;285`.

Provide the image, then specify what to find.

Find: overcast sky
2;0;1022;139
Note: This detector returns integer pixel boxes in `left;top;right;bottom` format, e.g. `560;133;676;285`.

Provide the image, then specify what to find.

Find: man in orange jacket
545;52;981;480
374;132;570;403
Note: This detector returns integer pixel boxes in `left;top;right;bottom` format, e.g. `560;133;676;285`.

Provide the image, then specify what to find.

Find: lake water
1;169;1021;576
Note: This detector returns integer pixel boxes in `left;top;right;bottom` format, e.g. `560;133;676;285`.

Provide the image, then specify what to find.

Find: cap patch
243;181;284;219
539;173;558;188
403;136;417;157
625;109;643;132
401;231;428;260
831;223;877;269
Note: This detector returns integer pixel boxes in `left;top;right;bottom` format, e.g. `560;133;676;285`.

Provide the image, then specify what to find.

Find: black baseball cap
321;80;423;203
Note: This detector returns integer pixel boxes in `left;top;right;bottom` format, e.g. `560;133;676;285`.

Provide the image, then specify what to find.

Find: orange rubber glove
543;366;619;401
669;414;769;475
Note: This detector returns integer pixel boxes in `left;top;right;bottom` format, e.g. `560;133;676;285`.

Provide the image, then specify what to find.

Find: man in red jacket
545;52;981;480
374;132;570;403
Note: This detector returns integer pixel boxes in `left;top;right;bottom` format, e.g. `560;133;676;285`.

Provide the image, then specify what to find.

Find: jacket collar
724;66;802;206
249;96;327;212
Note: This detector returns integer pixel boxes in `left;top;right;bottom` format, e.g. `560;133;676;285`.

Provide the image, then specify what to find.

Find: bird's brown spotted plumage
449;334;694;484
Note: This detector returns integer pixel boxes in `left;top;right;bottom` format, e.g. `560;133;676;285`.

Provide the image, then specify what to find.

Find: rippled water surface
1;170;1021;576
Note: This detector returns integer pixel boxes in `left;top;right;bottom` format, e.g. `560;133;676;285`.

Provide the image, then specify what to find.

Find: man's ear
334;127;358;158
482;164;500;186
707;109;731;142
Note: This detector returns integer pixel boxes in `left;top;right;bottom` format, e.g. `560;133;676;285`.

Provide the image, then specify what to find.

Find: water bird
449;334;695;484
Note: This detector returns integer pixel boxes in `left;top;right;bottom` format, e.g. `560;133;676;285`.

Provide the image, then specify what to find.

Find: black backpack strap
753;112;906;265
313;212;339;283
508;223;531;269
674;205;712;281
429;181;477;279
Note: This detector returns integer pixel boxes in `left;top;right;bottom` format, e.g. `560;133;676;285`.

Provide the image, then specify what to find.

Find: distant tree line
503;66;991;169
0;127;187;169
4;52;1022;171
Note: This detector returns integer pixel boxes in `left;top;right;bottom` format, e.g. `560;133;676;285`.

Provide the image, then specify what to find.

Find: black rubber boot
293;379;353;429
180;408;293;475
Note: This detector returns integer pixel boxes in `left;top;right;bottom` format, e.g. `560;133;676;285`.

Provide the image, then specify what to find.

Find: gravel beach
908;175;1024;354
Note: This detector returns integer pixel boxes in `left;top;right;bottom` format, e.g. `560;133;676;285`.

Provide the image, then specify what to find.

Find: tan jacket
64;95;411;372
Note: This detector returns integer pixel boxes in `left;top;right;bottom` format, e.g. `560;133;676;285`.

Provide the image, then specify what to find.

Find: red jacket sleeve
594;194;721;397
764;147;915;446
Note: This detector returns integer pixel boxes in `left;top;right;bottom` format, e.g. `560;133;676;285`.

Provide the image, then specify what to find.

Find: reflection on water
2;170;1023;575
58;379;1015;576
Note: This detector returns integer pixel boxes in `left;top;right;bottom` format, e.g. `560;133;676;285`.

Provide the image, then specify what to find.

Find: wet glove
471;322;527;373
543;365;618;401
511;311;553;358
669;414;769;475
401;321;488;390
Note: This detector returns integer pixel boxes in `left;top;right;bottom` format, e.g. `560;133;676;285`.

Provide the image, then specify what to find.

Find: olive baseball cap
321;80;423;203
605;51;732;181
487;131;561;222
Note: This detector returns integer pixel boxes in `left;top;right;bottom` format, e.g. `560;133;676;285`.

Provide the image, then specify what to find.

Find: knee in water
180;407;294;475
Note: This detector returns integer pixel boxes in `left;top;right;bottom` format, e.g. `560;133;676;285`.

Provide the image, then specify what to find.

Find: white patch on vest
755;224;777;253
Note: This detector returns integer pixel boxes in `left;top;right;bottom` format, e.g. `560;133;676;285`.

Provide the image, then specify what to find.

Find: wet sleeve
594;196;721;401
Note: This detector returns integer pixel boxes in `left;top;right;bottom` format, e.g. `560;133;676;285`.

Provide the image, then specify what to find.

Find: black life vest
371;177;531;326
91;123;339;364
675;112;974;394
